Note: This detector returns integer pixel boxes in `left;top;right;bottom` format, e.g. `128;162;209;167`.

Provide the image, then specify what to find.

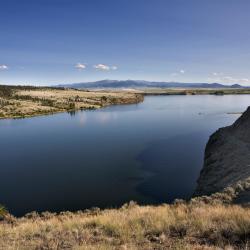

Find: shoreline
1;85;250;120
0;85;144;120
0;100;143;120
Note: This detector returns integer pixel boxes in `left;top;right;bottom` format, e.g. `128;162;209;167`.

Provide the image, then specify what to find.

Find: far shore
1;85;250;119
0;85;144;119
132;87;250;95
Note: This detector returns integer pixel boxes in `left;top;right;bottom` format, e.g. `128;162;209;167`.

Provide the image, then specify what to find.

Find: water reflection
76;110;119;127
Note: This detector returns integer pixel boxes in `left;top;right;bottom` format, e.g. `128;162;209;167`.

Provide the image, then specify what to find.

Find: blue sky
1;0;250;85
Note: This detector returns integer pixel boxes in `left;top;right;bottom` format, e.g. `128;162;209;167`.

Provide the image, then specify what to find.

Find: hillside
0;85;143;119
1;201;250;250
194;106;250;203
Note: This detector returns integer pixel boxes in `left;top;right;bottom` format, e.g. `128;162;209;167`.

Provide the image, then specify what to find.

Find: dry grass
0;86;143;119
1;202;250;249
1;85;250;119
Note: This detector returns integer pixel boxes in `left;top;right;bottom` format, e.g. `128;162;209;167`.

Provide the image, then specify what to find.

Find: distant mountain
57;80;248;89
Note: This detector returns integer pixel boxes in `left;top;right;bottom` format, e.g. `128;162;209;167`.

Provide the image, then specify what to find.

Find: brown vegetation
1;85;250;119
0;201;250;249
0;85;143;119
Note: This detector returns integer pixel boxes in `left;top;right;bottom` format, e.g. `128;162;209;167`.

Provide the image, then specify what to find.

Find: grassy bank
1;85;250;119
0;85;144;119
0;201;250;249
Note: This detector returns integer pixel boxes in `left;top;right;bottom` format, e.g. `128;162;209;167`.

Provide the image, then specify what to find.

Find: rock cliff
194;106;250;203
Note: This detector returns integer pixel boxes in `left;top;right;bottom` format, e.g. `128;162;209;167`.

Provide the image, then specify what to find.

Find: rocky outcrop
194;107;250;203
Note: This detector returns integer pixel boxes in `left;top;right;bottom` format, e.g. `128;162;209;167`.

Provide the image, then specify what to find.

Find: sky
1;0;250;85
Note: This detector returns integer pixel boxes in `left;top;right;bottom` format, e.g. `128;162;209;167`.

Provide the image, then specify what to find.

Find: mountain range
57;80;247;89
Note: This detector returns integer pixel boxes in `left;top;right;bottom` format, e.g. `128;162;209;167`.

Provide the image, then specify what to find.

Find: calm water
0;95;249;216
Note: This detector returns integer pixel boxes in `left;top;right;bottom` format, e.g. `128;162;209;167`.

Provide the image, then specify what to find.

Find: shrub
68;102;76;110
0;205;7;218
101;96;108;102
0;86;13;98
41;99;55;107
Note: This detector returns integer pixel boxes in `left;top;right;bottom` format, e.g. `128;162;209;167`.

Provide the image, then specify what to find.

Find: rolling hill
57;80;247;89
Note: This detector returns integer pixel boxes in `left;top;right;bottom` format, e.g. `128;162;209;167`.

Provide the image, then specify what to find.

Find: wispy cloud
239;78;250;83
75;63;86;70
211;72;223;76
94;64;110;71
0;65;8;70
111;66;118;70
171;69;185;76
94;64;118;71
221;76;250;84
209;72;250;84
74;63;118;71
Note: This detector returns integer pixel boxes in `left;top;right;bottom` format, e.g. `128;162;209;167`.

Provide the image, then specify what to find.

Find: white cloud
220;76;250;84
212;72;223;77
209;73;250;85
75;63;86;70
222;76;234;81
93;64;118;71
0;65;8;70
94;64;110;71
171;69;185;76
240;78;250;83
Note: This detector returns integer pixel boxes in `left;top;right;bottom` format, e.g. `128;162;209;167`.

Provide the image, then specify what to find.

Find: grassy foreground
0;201;250;250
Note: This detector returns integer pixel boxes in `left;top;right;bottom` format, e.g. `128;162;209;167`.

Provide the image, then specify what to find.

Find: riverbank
0;85;144;119
1;201;250;250
1;85;250;119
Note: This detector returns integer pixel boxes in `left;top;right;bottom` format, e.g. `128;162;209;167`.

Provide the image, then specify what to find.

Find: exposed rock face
194;107;250;201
